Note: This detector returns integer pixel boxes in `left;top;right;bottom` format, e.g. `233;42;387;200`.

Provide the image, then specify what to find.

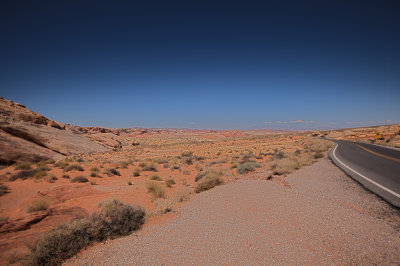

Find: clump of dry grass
26;198;50;213
15;162;32;170
133;169;141;176
103;168;121;177
195;170;224;193
165;178;175;187
63;164;84;172
236;161;261;175
146;180;166;200
0;185;10;196
26;200;145;265
141;163;158;172
70;176;88;183
150;175;162;181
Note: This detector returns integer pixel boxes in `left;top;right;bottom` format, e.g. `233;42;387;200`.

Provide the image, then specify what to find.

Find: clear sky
1;0;399;130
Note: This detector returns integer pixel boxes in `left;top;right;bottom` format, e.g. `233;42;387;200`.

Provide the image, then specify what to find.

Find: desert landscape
0;97;399;264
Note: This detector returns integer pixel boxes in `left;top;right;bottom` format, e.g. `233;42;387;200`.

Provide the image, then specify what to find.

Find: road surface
329;140;400;207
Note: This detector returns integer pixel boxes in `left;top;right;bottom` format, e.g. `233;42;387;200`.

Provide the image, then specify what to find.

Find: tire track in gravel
67;157;400;265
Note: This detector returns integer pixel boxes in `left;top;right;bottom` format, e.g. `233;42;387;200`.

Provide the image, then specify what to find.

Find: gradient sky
1;0;399;130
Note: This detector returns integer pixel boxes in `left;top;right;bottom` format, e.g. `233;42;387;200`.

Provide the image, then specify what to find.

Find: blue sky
0;0;399;130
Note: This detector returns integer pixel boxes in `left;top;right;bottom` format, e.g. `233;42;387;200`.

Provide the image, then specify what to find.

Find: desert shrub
272;151;285;160
165;178;175;187
55;160;69;169
61;174;70;179
230;162;238;169
63;164;84;172
33;171;47;179
255;155;263;159
90;181;97;185
181;151;193;157
236;162;261;175
163;163;169;168
171;188;192;202
103;168;121;177
195;168;221;182
133;169;141;177
271;158;300;175
46;175;58;183
115;161;130;169
153;158;169;164
127;181;133;186
90;167;99;172
153;198;175;215
26;200;145;265
15;162;32;170
0;185;10;196
170;165;180;170
195;173;224;193
313;152;324;159
146;180;166;200
150;175;162;181
141;164;158;172
182;170;190;175
26;198;50;213
9;169;41;181
70;176;88;183
294;149;301;155
90;172;99;177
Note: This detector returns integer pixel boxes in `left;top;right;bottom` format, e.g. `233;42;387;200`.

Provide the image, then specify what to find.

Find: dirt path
67;157;400;265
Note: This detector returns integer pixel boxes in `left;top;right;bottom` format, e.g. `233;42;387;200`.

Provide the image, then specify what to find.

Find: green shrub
146;180;166;200
26;200;145;265
70;176;88;183
26;198;50;213
236;162;261;175
103;168;121;177
63;164;84;172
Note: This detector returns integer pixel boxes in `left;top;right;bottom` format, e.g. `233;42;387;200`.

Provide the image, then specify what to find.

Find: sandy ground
67;157;400;265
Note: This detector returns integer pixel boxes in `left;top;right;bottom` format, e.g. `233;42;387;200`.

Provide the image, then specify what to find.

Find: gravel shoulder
67;157;400;265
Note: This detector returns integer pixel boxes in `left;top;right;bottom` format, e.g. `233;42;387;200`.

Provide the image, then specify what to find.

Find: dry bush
90;167;99;172
133;169;141;177
70;176;88;183
165;178;175;187
26;200;145;265
195;172;224;193
170;188;192;202
33;171;47;180
46;174;57;183
141;163;158;172
26;198;50;213
9;169;41;181
63;164;84;172
15;162;32;170
0;185;10;196
146;180;166;200
103;168;121;177
55;160;69;169
271;158;300;175
236;162;261;175
153;198;175;215
150;175;162;181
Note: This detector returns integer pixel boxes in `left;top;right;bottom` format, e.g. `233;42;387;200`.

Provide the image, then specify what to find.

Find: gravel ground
67;157;400;265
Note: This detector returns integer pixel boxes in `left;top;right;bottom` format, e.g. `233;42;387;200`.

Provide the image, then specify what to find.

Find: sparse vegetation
141;163;158;172
70;176;88;183
104;168;121;177
237;162;261;175
9;169;41;181
150;174;162;181
133;169;141;177
0;185;10;196
26;198;50;213
15;162;32;170
146;180;166;199
195;172;224;193
26;200;145;265
63;164;84;172
165;178;175;187
55;160;69;169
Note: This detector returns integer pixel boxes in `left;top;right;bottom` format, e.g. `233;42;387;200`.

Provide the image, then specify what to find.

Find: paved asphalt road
329;140;400;207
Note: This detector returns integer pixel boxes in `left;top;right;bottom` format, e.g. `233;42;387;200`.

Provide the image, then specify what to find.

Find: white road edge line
332;144;400;199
